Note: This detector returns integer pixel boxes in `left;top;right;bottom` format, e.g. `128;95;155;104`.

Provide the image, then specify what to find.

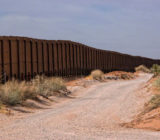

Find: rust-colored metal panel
3;39;11;80
110;52;113;70
92;48;94;70
0;40;2;82
104;51;106;71
89;47;91;72
37;40;43;74
115;53;118;70
94;49;97;69
57;41;62;75
87;46;89;72
77;44;80;75
10;39;18;78
102;51;104;71
81;45;85;74
102;51;105;71
99;50;102;70
69;42;74;75
102;51;104;70
68;42;73;75
31;40;38;76
105;51;107;71
73;43;77;75
85;46;88;73
25;39;32;79
105;51;108;71
65;41;70;76
98;50;101;70
61;41;66;76
95;49;97;70
0;36;160;80
53;41;58;75
43;41;48;75
18;39;25;80
79;44;83;75
90;48;92;70
84;46;88;73
87;46;90;73
95;49;97;69
98;50;100;69
93;49;96;70
51;42;55;75
48;41;53;75
108;52;111;71
80;45;83;74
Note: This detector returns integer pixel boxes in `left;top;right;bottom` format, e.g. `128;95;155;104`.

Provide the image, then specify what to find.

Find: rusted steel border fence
0;36;159;83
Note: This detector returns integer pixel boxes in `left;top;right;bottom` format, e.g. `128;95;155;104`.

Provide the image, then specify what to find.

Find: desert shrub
31;75;49;97
151;64;160;76
90;69;104;81
135;65;151;73
153;77;160;90
0;76;67;105
0;80;38;106
31;76;66;97
47;77;66;92
0;81;25;105
146;94;160;111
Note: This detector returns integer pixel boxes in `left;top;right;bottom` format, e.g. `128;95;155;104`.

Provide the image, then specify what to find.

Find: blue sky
0;0;160;59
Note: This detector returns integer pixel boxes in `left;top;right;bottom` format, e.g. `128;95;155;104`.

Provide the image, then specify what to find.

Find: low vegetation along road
0;73;160;140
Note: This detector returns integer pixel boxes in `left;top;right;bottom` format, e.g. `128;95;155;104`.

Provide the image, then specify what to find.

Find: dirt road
0;73;160;140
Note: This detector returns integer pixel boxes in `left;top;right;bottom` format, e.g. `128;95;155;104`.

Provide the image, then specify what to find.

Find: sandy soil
0;73;160;140
125;75;160;131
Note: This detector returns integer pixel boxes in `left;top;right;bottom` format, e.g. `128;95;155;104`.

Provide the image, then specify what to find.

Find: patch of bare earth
105;71;136;80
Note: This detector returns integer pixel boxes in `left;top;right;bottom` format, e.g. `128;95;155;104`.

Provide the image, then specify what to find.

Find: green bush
90;69;104;81
151;64;160;76
135;65;151;73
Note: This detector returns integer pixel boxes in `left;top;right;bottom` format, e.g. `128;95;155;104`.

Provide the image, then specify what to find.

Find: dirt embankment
124;76;160;131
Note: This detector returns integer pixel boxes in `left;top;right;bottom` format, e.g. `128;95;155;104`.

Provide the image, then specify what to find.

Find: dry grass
0;81;26;105
90;69;104;81
135;65;151;73
151;64;160;76
145;94;160;112
0;76;67;106
153;77;160;91
31;76;67;97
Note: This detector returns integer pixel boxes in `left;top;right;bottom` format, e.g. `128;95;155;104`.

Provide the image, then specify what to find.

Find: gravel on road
0;73;160;140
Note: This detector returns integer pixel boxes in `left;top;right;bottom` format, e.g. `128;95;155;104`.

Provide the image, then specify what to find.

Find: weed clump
135;65;150;73
146;94;160;112
0;76;68;106
153;77;160;90
0;81;25;105
90;69;104;81
31;76;67;97
151;64;160;76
